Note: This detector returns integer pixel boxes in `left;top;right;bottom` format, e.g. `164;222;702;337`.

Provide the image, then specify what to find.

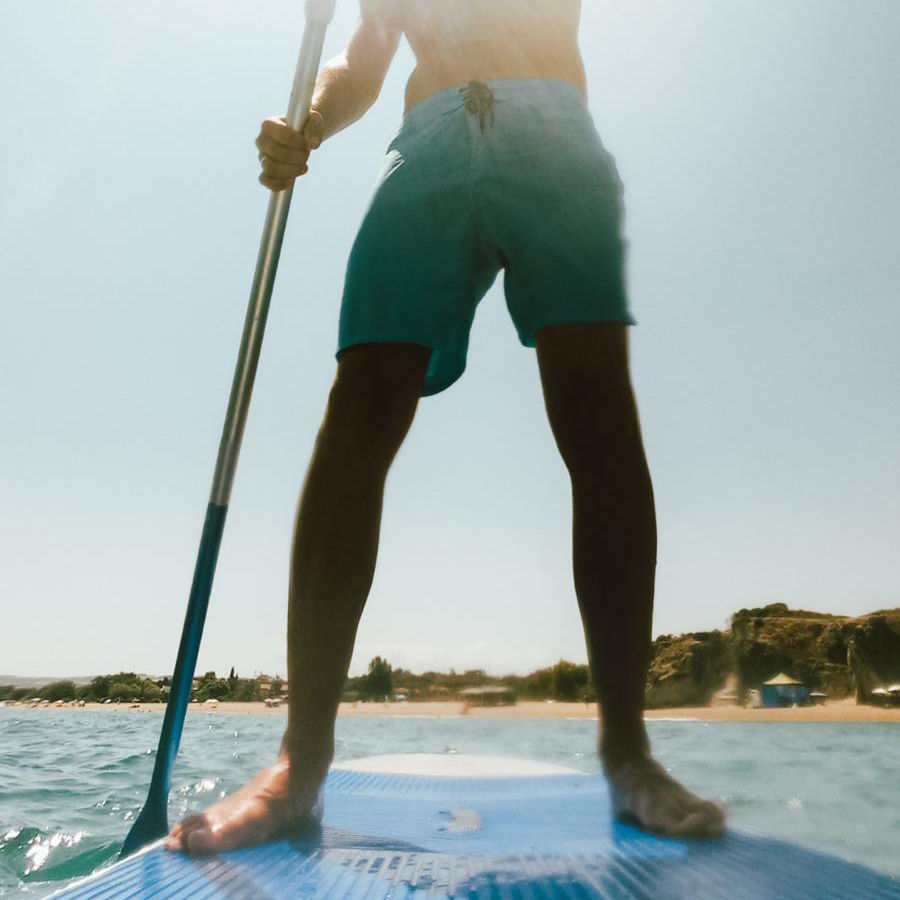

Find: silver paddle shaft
210;0;337;506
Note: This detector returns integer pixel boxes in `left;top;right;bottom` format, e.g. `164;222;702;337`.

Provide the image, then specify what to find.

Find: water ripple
1;709;898;899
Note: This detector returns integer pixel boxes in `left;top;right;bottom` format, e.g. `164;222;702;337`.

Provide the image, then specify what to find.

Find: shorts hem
335;334;464;398
517;314;637;348
336;334;436;355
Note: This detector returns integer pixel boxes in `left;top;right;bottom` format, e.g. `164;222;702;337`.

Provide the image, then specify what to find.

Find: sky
1;1;898;680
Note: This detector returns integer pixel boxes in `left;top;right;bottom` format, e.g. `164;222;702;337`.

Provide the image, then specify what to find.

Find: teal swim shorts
337;78;635;396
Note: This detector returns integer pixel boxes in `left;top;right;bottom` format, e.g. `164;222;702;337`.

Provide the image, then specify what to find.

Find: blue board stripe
50;769;899;900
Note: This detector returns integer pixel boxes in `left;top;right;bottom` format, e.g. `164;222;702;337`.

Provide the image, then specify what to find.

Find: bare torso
377;0;586;111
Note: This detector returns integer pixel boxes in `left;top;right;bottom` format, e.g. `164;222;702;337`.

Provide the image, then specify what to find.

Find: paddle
120;0;339;858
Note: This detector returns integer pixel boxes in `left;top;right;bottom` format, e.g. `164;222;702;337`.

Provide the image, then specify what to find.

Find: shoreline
5;698;900;723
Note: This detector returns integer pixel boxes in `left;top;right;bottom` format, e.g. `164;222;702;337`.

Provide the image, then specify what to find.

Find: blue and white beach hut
761;672;808;708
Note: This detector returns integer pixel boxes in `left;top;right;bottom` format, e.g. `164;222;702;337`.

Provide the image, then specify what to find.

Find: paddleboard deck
51;754;898;900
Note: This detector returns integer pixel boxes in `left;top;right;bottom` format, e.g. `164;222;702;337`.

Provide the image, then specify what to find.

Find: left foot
604;753;726;839
164;755;323;854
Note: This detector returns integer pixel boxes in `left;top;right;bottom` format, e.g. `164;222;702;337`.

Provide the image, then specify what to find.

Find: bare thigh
324;343;433;460
535;323;640;473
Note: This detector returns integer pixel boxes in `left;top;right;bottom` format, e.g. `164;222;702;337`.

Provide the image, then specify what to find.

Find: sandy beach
10;698;900;722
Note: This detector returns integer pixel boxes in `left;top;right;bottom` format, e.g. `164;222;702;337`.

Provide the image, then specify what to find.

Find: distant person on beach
166;0;725;853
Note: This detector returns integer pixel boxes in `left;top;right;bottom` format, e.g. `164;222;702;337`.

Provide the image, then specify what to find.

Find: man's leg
166;342;431;854
284;342;430;786
535;322;724;838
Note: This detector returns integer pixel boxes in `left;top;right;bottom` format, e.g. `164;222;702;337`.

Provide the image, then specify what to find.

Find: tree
141;681;162;703
230;679;260;702
577;683;597;704
88;675;112;700
196;678;230;701
108;681;134;702
551;660;590;702
39;680;77;702
521;666;553;699
364;656;393;701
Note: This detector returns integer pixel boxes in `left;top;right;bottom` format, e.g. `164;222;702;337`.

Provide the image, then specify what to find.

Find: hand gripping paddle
120;0;339;858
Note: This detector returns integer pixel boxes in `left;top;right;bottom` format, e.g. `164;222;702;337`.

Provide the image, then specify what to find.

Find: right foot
164;756;324;855
605;754;726;839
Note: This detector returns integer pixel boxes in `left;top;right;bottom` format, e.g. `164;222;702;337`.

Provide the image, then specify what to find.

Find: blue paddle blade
120;503;228;859
120;792;169;858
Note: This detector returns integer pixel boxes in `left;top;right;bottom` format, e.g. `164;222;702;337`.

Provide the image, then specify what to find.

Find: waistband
401;77;587;129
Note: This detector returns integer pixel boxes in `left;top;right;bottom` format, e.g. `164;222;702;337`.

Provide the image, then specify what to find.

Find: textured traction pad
53;766;900;899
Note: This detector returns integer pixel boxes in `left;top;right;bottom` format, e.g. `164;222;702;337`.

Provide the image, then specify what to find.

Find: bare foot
164;756;323;854
605;754;726;839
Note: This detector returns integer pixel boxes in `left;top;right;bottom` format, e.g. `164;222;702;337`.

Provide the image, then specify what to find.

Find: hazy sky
2;1;898;680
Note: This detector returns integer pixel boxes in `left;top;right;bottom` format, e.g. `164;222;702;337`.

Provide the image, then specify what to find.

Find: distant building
256;675;286;696
761;673;808;708
459;686;517;707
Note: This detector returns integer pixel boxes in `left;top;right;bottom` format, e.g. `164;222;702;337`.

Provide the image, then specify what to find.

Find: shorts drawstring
460;81;495;133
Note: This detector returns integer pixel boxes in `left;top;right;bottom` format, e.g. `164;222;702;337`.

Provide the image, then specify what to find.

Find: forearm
310;54;377;140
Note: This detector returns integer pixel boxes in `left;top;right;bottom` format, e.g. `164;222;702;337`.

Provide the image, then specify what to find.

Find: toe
165;819;191;852
670;802;726;839
164;829;183;852
171;816;209;853
697;800;727;838
185;826;218;855
696;799;726;833
168;814;203;839
617;804;673;838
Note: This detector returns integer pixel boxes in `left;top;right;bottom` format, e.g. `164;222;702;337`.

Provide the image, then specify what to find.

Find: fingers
258;157;308;192
255;133;308;166
259;115;309;151
255;112;324;192
302;109;324;150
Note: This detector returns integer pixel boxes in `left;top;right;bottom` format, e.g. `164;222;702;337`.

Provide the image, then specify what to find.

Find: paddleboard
51;753;899;899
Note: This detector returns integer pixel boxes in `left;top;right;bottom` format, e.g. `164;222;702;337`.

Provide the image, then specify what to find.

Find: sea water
0;709;897;898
